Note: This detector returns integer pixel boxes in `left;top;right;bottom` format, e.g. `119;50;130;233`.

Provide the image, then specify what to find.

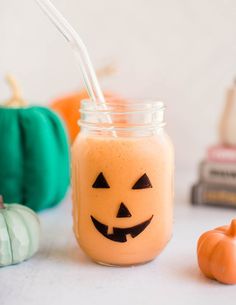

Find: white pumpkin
0;196;40;266
219;81;236;146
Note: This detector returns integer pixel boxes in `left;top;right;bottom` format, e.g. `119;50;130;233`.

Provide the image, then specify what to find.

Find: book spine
191;184;200;205
191;183;236;208
207;146;236;163
199;161;236;186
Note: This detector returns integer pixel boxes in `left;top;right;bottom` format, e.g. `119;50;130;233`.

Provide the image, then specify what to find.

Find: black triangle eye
92;172;110;188
132;173;152;189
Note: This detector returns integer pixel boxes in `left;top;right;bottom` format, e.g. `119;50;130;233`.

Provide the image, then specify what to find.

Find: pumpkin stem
227;219;236;237
3;75;27;107
96;63;116;80
0;195;5;209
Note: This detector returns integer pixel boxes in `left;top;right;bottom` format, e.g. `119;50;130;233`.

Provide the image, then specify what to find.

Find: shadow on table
179;264;223;286
36;243;94;267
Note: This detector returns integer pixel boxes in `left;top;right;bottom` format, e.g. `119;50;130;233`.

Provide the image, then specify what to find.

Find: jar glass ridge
79;99;165;137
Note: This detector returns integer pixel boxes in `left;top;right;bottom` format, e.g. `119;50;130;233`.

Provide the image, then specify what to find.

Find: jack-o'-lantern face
91;172;154;243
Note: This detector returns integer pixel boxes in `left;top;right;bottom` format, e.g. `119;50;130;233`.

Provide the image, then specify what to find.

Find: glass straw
34;0;116;136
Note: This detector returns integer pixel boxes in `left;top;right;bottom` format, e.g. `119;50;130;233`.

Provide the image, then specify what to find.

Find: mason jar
71;98;174;266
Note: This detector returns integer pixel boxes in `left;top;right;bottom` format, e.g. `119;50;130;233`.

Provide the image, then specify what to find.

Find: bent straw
34;0;116;135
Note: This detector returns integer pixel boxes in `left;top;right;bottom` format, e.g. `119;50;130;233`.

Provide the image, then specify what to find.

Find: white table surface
1;180;236;305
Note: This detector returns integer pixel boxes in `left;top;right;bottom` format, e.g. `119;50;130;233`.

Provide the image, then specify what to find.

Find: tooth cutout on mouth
107;225;114;235
91;215;154;243
126;234;133;241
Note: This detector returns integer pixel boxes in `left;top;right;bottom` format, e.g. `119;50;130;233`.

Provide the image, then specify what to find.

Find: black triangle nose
116;203;132;218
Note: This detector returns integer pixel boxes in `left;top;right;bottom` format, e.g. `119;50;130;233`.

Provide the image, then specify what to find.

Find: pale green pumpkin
0;196;40;266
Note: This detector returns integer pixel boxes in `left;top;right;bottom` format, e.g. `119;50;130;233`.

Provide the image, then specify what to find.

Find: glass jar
72;98;174;266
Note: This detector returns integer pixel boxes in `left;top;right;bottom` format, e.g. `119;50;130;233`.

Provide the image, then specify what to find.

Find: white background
1;0;236;179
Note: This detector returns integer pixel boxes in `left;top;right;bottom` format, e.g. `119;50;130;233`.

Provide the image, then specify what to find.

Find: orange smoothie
72;128;174;265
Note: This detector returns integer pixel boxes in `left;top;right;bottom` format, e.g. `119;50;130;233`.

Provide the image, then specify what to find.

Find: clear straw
34;0;116;136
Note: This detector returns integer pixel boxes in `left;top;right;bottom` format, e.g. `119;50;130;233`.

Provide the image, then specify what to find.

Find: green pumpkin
0;197;40;266
0;76;70;211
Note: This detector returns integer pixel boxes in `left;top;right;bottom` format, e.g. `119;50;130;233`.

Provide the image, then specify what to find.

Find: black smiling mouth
90;215;154;243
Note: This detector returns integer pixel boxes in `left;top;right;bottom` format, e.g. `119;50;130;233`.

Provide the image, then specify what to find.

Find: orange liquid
72;132;174;266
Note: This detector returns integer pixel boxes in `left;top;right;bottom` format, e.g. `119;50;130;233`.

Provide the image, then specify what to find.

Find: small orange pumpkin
197;219;236;284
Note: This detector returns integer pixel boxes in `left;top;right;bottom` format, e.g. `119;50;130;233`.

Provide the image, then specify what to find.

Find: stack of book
191;145;236;208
